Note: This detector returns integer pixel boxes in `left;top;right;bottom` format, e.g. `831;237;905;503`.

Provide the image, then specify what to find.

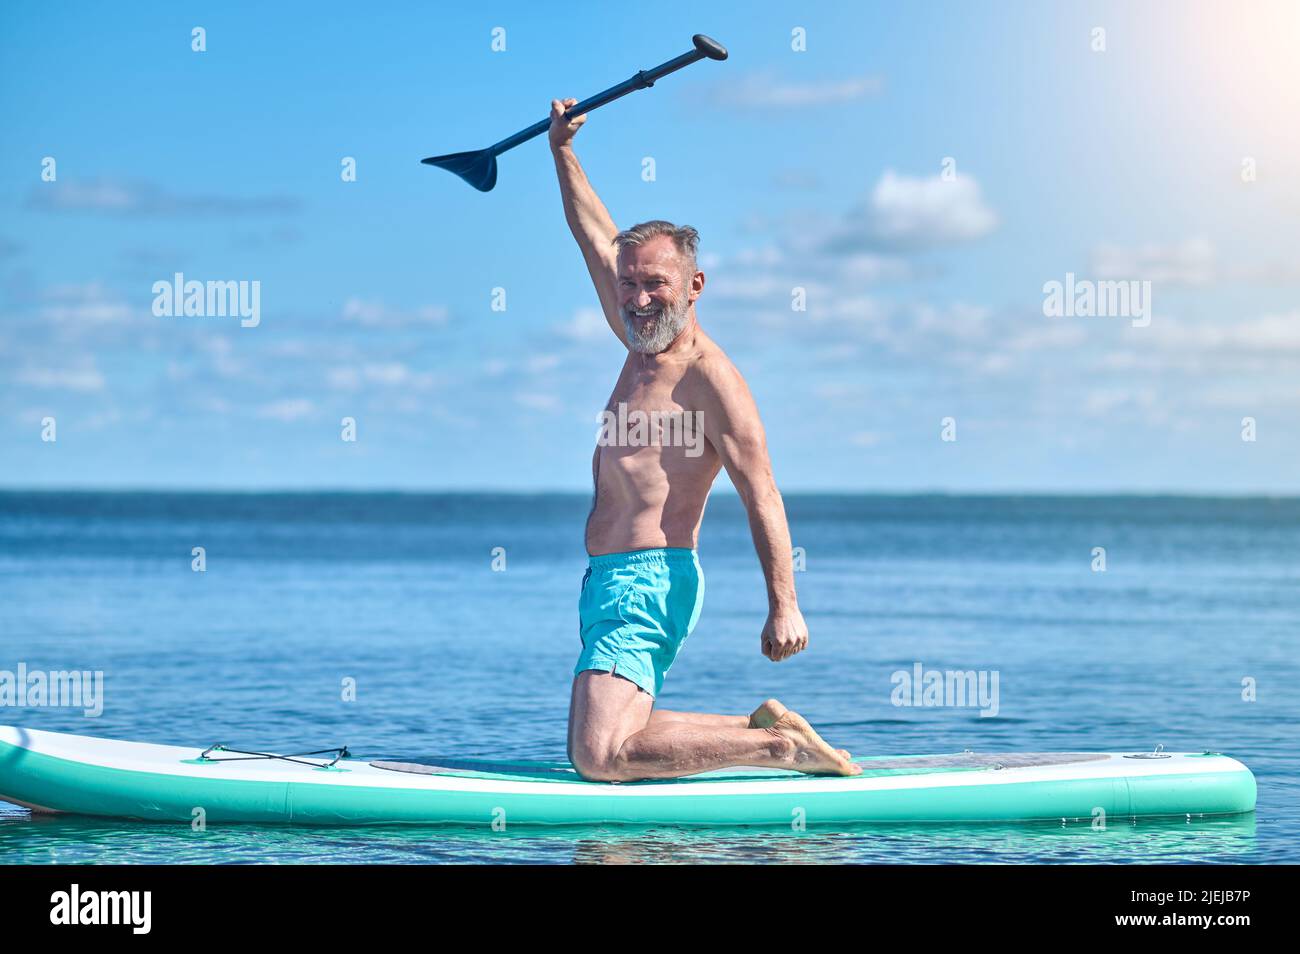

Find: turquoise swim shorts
574;547;704;698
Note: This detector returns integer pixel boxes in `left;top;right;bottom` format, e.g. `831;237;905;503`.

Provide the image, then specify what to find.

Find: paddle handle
487;34;728;156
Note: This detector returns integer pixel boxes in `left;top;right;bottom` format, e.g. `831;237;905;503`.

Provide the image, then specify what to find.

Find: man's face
617;237;696;354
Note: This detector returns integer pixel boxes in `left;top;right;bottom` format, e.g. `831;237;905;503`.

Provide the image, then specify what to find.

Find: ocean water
0;491;1296;864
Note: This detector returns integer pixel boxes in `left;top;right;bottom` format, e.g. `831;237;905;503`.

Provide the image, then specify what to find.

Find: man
551;98;861;782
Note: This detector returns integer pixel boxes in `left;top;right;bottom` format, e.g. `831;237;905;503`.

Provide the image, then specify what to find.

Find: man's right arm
549;99;626;344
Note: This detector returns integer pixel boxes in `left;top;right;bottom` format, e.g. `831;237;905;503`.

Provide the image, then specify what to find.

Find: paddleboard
0;726;1256;826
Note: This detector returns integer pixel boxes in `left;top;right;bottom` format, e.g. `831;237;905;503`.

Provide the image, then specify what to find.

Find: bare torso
585;329;725;555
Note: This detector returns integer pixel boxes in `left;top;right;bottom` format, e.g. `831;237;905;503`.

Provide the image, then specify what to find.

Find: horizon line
1;486;1298;500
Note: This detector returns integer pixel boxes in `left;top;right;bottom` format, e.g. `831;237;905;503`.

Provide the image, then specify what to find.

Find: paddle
421;34;728;192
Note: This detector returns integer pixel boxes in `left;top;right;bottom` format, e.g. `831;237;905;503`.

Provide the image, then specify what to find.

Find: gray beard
621;295;690;354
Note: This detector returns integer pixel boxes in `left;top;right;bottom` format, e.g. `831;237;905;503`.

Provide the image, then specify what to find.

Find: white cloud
17;364;105;391
1083;388;1149;416
526;354;562;374
814;381;865;401
1091;237;1215;284
414;305;450;324
25;178;300;217
256;399;314;421
1147;310;1300;354
1089;238;1300;287
1198;383;1300;409
342;298;385;325
39;283;132;326
820;294;892;325
1012;324;1089;350
362;363;410;385
707;273;810;304
516;391;562;412
837;253;916;283
33;180;136;212
912;302;992;339
1215;311;1300;351
710;71;885;109
328;367;361;390
830;171;998;252
198;335;245;377
327;363;440;391
554;308;608;342
811;344;861;363
341;298;449;327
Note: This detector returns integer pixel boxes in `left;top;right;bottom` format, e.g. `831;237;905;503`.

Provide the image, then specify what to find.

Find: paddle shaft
487;38;724;157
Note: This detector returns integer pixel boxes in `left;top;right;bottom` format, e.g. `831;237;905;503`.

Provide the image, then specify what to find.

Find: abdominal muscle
585;441;721;556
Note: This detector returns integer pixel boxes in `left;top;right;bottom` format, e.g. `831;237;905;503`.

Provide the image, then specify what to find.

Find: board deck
369;751;1111;782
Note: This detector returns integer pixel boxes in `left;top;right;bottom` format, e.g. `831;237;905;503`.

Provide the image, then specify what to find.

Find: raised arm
697;358;808;662
548;98;627;346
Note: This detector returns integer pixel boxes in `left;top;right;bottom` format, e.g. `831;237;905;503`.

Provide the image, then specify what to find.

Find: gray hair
612;221;700;279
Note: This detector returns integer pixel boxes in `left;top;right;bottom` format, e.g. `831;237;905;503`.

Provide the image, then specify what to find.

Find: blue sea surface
0;491;1296;864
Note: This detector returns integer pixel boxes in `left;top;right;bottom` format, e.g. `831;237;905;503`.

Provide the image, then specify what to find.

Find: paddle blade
420;149;499;192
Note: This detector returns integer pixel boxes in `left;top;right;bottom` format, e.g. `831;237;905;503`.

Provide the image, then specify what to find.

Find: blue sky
2;0;1297;492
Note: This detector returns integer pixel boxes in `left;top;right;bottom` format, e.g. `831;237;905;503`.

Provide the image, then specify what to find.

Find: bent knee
571;749;625;782
575;764;622;783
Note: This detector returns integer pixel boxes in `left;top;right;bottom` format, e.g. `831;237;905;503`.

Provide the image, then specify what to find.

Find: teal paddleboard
0;726;1256;827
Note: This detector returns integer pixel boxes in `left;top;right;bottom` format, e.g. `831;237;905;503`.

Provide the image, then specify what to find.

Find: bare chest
595;362;712;468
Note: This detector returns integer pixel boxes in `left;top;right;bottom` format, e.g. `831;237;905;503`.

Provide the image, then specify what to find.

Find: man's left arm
697;361;808;662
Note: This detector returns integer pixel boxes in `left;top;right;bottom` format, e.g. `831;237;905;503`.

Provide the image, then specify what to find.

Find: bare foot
764;711;862;776
750;700;853;762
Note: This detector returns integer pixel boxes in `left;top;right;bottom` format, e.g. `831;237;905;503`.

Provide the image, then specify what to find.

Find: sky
1;0;1297;493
